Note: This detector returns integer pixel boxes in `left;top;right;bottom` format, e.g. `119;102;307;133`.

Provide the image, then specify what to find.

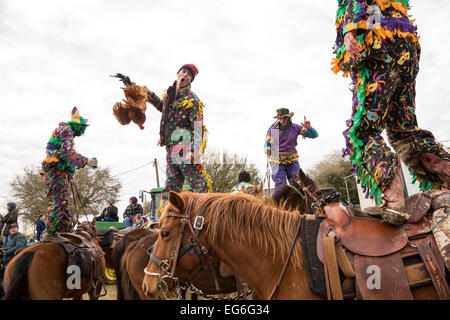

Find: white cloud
1;0;449;216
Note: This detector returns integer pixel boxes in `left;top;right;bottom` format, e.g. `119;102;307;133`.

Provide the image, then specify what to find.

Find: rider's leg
270;162;288;191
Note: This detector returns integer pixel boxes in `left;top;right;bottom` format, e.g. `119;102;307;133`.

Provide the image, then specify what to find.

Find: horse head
248;182;265;201
142;191;206;299
270;170;320;213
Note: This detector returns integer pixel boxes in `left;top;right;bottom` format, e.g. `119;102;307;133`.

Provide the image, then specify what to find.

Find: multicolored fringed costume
41;108;88;234
148;64;212;197
332;0;450;204
265;108;318;190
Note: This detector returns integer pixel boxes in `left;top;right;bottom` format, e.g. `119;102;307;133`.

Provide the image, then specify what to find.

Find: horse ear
91;217;96;226
169;191;185;213
258;182;264;192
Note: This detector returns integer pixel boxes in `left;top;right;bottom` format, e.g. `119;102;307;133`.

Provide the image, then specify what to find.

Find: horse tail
113;235;128;300
3;251;35;300
120;241;141;300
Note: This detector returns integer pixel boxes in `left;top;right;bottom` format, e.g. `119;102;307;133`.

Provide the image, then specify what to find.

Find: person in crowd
2;202;19;248
123;196;143;228
35;214;46;242
96;198;119;222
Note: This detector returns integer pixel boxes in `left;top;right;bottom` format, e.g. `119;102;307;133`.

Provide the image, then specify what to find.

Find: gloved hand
87;158;98;168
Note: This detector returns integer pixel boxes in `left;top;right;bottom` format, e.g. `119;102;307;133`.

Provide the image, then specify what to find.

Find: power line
112;161;154;177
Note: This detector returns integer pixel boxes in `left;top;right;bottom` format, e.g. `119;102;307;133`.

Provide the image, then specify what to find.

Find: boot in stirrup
365;163;409;225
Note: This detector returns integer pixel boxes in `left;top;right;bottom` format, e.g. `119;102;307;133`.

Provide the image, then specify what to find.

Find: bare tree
308;150;359;205
202;149;262;193
10;166;122;227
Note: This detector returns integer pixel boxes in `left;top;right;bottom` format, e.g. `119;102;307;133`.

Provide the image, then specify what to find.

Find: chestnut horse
115;228;239;300
3;220;105;300
142;191;441;300
142;191;318;299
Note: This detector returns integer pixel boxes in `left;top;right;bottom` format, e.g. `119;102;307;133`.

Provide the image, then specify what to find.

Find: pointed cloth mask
71;107;89;126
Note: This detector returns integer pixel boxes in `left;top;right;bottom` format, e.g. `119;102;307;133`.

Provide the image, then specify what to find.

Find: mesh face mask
68;121;87;136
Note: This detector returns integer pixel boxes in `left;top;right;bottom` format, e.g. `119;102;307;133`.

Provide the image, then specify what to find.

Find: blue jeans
123;217;132;228
3;236;8;248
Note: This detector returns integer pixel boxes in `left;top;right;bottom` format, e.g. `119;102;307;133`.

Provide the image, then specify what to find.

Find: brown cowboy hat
274;108;294;119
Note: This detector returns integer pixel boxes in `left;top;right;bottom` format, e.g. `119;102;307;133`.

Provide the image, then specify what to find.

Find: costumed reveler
231;171;255;194
264;108;318;191
41;107;98;239
332;0;450;268
146;64;212;207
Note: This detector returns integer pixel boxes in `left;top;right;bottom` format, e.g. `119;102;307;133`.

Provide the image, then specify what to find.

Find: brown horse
3;219;105;300
115;228;239;300
142;191;440;300
142;191;317;299
270;169;320;213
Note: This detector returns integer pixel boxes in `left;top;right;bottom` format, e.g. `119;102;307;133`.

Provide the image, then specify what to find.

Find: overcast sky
1;0;449;220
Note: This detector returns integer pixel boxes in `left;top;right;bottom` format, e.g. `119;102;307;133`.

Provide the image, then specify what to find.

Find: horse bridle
144;198;217;292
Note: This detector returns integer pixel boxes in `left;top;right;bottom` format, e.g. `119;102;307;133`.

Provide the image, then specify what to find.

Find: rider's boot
419;153;450;188
365;163;410;225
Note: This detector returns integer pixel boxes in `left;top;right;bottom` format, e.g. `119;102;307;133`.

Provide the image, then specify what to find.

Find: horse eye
161;231;170;238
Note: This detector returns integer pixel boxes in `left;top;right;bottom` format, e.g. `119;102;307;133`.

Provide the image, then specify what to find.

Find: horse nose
142;282;148;295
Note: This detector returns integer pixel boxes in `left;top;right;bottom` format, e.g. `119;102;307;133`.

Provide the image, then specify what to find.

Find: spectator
123;196;143;228
36;214;46;242
96;198;119;222
231;170;255;194
2;202;19;248
2;223;27;265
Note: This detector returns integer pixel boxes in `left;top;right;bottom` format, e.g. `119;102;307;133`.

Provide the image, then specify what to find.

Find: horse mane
163;192;304;270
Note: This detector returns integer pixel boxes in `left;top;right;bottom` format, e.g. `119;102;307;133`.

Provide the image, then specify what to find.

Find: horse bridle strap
268;211;302;300
148;198;210;282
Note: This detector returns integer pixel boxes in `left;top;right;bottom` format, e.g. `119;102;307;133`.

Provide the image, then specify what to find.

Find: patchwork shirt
151;85;205;156
332;0;419;76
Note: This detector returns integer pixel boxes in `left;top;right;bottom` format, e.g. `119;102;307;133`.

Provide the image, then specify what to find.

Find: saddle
43;230;105;289
314;189;450;300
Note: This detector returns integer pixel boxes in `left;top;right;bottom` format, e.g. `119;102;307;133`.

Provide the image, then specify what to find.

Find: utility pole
154;158;160;188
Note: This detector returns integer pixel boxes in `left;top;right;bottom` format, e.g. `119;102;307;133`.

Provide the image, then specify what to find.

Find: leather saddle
43;231;105;287
314;190;449;300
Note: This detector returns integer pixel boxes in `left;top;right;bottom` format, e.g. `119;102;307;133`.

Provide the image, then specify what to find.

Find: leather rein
144;198;219;292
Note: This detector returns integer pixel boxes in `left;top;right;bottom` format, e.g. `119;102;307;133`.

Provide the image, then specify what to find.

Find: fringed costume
42;108;88;234
332;0;450;205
